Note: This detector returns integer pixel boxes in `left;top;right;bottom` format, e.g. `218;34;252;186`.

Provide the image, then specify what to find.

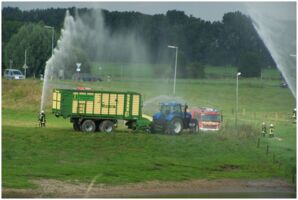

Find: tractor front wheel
81;120;96;133
168;118;183;134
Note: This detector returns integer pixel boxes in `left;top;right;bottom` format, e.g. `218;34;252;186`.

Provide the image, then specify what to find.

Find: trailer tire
81;120;96;132
99;120;114;133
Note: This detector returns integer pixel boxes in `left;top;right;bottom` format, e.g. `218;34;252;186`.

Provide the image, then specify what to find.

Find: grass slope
2;67;296;189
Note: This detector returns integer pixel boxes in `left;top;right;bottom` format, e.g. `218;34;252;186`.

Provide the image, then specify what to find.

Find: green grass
90;62;170;78
90;62;281;80
2;118;286;188
2;66;296;189
204;66;280;79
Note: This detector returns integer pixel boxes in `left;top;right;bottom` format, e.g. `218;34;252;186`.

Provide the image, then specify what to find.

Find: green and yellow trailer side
52;88;152;132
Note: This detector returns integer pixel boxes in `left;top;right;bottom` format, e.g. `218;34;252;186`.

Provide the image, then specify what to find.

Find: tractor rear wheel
168;118;183;134
99;120;114;133
81;120;96;133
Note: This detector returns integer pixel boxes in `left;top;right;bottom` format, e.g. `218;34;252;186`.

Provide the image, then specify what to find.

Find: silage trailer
52;88;152;133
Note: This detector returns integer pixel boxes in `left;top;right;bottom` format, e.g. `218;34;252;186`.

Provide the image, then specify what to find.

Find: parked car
4;69;25;80
72;73;102;82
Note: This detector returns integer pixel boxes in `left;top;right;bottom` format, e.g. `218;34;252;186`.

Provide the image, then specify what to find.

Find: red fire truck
190;107;222;131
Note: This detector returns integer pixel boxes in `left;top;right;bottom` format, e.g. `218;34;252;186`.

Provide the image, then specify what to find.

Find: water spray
40;9;151;113
246;2;296;98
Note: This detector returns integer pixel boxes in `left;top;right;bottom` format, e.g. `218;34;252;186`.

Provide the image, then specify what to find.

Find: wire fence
256;136;296;184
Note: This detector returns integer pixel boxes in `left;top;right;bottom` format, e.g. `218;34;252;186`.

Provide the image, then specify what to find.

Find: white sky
2;1;296;22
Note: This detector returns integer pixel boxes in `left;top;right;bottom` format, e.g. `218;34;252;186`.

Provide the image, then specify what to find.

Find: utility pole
44;25;54;56
168;45;178;96
23;49;28;78
236;72;241;129
121;65;124;81
9;59;13;69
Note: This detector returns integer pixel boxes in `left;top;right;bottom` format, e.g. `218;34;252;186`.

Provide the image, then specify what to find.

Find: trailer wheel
99;120;114;133
81;120;96;132
168;118;183;134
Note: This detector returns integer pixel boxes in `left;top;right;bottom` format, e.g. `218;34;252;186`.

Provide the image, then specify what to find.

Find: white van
4;69;25;80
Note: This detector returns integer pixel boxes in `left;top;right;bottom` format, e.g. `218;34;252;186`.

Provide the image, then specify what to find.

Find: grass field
2;66;296;190
91;62;281;80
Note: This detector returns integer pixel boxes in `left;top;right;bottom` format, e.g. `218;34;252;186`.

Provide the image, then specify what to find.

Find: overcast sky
2;1;296;22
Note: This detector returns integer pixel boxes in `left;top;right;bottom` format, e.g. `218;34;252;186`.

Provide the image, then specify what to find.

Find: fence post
257;138;260;148
266;144;269;156
292;166;296;184
273;153;275;163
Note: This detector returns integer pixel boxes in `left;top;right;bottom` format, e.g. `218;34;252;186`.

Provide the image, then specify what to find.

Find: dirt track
3;178;296;198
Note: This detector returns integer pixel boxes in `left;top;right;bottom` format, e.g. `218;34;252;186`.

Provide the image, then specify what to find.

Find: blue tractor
151;102;198;134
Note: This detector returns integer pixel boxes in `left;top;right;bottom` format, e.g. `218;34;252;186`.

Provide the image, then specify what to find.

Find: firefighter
261;122;267;137
269;123;274;138
39;110;46;127
292;108;296;120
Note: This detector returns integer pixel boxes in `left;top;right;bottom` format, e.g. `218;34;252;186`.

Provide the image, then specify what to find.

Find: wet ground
3;178;296;198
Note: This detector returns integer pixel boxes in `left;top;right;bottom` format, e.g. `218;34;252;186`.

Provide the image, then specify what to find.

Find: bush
237;52;262;78
186;62;205;79
218;122;258;140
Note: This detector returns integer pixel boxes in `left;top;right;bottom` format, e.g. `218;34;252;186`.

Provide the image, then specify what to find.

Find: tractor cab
160;102;184;115
152;102;197;134
155;102;190;120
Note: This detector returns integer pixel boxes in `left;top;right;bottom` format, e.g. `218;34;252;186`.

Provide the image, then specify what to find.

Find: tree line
2;7;274;78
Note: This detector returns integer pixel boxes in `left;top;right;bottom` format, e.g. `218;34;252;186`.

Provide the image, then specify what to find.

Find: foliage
2;7;68;29
237;52;262;77
2;20;24;49
2;7;276;79
186;62;205;79
3;22;57;76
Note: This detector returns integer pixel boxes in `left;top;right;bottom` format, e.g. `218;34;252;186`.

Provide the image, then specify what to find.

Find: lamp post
44;25;54;55
168;45;178;95
236;72;241;129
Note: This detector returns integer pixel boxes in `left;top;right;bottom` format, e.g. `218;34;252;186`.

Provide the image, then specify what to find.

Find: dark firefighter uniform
269;123;274;138
261;122;267;137
39;110;46;127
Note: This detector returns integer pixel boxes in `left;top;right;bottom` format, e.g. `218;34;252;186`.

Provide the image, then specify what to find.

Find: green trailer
52;88;152;133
